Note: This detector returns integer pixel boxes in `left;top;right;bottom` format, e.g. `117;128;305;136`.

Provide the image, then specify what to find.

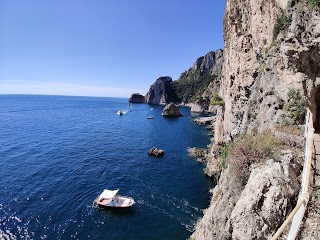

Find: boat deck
97;196;133;207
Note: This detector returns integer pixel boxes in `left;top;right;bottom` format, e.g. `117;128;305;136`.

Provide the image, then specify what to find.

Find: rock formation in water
148;147;165;157
161;103;182;117
191;0;320;239
144;76;178;105
128;93;144;103
144;50;224;113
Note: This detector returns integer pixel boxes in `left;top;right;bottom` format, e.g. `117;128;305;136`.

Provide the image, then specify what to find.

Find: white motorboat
117;110;123;115
95;189;135;208
147;115;154;119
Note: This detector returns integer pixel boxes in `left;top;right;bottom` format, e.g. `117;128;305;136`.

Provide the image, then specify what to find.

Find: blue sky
0;0;225;97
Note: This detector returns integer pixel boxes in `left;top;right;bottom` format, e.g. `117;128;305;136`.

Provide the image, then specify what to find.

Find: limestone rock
144;50;224;112
191;151;301;239
215;0;320;143
148;147;164;157
144;76;177;105
174;50;224;106
128;93;144;103
192;116;215;125
161;103;182;117
187;147;208;162
192;0;320;239
229;158;300;239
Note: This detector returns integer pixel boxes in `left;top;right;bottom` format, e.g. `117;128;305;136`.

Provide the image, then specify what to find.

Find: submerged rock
161;103;182;117
148;147;165;157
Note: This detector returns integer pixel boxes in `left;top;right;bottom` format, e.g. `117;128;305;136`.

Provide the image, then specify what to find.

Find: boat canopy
100;189;119;199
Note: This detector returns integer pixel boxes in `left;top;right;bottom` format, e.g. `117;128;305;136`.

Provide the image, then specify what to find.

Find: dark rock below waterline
161;103;182;117
148;147;165;157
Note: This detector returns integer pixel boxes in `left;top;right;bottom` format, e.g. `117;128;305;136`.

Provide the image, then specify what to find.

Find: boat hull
95;196;135;208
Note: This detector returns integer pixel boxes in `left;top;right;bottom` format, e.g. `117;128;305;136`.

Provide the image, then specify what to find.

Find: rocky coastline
131;0;320;238
190;0;320;239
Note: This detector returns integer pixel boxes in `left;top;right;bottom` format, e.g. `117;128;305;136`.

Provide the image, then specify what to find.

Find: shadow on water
96;206;135;216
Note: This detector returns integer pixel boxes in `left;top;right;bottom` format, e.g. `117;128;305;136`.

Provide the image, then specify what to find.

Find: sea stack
128;93;145;103
161;103;182;117
144;76;178;104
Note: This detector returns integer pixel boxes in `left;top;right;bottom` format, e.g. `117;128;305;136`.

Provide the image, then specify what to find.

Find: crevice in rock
295;46;320;82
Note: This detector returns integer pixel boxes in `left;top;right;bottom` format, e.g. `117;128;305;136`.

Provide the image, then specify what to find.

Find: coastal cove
0;95;214;239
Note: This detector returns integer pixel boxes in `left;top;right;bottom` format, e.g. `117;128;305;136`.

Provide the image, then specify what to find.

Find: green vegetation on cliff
210;93;224;106
273;11;290;40
171;71;216;103
308;0;320;8
284;88;307;125
224;130;282;183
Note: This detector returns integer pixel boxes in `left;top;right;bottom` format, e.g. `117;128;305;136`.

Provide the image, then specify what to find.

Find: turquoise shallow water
0;95;213;240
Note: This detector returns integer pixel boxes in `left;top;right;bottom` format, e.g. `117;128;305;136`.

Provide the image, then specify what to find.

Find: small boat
117;110;123;115
95;189;135;208
147;115;154;119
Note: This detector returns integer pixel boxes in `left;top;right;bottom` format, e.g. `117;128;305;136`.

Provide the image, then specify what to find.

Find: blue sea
0;95;213;240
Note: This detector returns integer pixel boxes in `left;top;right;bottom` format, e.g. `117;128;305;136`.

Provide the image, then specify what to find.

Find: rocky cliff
191;151;302;239
215;0;320;143
144;76;178;105
144;50;224;112
192;0;320;239
172;50;224;113
128;93;144;103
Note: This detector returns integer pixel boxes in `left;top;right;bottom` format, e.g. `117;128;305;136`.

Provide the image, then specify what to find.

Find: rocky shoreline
130;0;320;238
190;0;320;239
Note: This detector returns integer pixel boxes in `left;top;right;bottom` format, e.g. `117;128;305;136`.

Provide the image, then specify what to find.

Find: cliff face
128;93;144;103
144;76;178;105
192;0;320;238
144;50;224;112
172;50;224;113
215;0;320;143
191;151;301;239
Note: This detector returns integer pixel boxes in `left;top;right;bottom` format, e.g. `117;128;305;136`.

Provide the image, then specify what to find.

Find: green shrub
273;12;290;40
210;93;224;106
258;62;266;73
228;130;282;183
284;88;307;125
265;40;278;54
308;0;320;8
171;71;216;103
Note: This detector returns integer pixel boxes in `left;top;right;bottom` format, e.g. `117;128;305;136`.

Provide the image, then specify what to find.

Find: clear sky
0;0;226;98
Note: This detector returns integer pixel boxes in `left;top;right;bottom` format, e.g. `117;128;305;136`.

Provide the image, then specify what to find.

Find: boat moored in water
95;189;135;208
147;115;154;119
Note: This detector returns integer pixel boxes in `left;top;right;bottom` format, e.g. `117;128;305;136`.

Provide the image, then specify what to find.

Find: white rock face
215;0;320;143
229;158;300;239
192;0;320;239
191;151;301;239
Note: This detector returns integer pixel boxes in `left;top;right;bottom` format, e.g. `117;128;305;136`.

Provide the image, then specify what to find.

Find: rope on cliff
272;109;314;240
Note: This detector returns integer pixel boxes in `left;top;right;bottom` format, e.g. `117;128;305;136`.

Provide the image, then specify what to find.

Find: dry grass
276;125;303;137
227;130;283;184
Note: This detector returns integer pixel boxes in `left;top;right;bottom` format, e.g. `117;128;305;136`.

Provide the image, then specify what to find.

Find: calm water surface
0;95;213;240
